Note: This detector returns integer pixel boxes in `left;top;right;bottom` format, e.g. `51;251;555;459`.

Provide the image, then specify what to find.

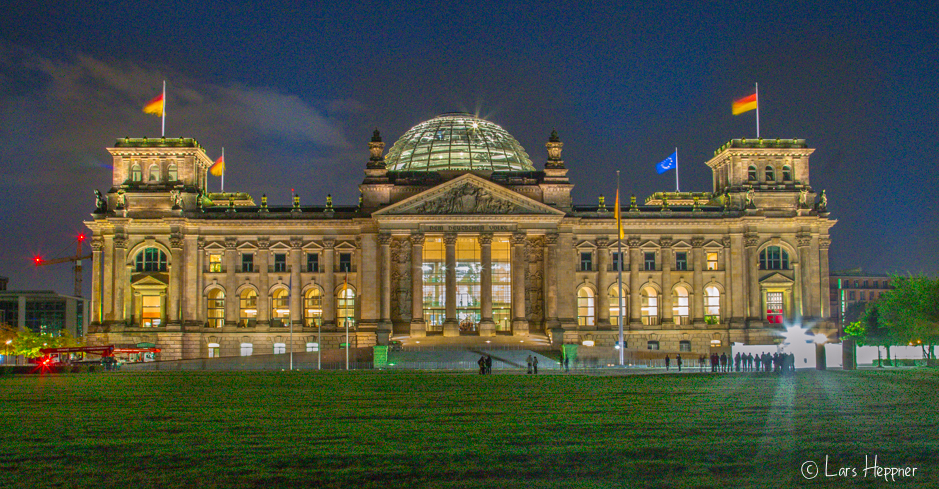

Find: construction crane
32;234;92;297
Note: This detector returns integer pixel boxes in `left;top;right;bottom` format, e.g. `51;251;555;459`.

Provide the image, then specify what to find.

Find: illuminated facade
85;113;836;360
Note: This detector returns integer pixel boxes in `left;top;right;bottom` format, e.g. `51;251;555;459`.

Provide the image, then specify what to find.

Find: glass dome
384;113;535;172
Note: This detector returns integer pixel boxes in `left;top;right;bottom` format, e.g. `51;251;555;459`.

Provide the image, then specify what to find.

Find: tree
847;302;894;367
878;275;939;363
0;324;82;360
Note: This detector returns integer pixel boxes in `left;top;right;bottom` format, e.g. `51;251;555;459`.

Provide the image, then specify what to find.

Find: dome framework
384;113;535;172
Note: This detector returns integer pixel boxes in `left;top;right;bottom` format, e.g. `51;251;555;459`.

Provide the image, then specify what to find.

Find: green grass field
0;369;936;488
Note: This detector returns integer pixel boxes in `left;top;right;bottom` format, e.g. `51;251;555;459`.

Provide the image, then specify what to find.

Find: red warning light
33;256;43;266
77;234;86;242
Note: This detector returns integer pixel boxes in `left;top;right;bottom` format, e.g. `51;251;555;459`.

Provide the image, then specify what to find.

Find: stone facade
85;117;836;360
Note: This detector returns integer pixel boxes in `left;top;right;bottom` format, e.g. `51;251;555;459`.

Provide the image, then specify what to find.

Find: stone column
91;237;103;326
409;233;425;337
102;236;113;321
224;237;238;327
478;233;495;337
443;233;459;337
290;237;303;327
167;233;183;328
628;236;641;326
818;238;831;319
323;238;336;328
511;231;528;335
596;237;610;328
745;233;761;322
723;236;739;324
257;238;270;328
660;237;673;325
544;233;560;330
182;236;199;326
196;238;205;324
557;232;576;328
691;237;704;324
112;235;127;323
378;234;393;336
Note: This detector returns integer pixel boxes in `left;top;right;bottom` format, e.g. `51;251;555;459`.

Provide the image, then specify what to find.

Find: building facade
0;290;89;337
85;113;836;360
830;269;892;327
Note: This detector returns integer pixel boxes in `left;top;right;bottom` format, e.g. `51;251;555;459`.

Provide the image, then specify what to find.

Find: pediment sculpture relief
412;182;533;214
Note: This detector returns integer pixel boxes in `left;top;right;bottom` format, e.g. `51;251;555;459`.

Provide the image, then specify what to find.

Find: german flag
732;93;757;115
209;154;225;176
143;93;164;116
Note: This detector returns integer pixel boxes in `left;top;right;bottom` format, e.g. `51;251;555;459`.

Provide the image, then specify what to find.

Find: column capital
113;235;127;249
818;237;831;250
545;233;559;245
197;237;206;250
744;233;759;248
691;237;705;248
378;233;393;246
443;233;458;245
224;237;237;250
290;236;303;249
659;236;673;248
257;236;270;250
512;231;527;245
596;236;610;249
797;233;812;248
323;238;336;249
478;232;493;246
169;233;183;250
627;236;641;248
410;233;425;246
722;236;732;249
91;236;104;251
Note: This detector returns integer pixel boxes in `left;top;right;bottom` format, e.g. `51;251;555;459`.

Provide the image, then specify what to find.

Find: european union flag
656;151;677;174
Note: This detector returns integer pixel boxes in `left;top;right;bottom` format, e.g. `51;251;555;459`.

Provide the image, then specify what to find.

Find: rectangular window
306;253;319;272
240;344;253;357
863;280;868;288
647;341;660;350
872;280;879;288
707;252;718;270
580;252;593;272
209;254;222;273
611;252;624;271
849;291;856;300
766;292;783;324
854;280;859;288
339;253;352;272
870;291;876;300
675;252;688;271
241;253;254;272
274;254;287;272
679;341;691;352
644;252;656;271
273;343;286;355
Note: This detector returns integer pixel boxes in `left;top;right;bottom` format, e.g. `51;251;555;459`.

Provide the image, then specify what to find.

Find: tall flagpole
161;80;166;137
221;147;225;194
755;82;760;139
675;147;679;192
289;273;293;371
616;170;624;366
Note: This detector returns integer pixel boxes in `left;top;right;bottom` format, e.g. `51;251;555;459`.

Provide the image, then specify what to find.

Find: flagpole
755;82;760;139
675;147;679;192
161;80;166;137
221;147;225;194
616;170;624;367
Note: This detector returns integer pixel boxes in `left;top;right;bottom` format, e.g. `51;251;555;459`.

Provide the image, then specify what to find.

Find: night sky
1;1;936;296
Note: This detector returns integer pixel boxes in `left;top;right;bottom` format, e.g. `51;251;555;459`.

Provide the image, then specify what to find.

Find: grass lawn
0;369;937;488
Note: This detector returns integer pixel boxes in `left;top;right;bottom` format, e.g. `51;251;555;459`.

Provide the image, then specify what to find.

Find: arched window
673;286;690;325
206;289;225;328
148;164;161;182
765;165;775;182
608;284;626;326
577;287;595;326
167;163;178;181
130;163;142;182
135;248;167;272
239;289;257;327
705;286;721;323
270;288;289;327
641;287;658;325
759;246;789;270
337;286;355;329
304;288;323;327
782;165;792;181
748;165;757;182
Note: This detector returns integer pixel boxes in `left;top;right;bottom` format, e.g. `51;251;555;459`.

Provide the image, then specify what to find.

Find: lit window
239;289;257;327
274;254;287;272
207;343;220;358
675;252;688;271
759;246;789;270
766;292;783;324
273;343;286;355
765;165;775;182
673;286;689;325
148;164;161;182
608;284;625;326
304;287;323;327
705;286;721;323
337;286;355;329
140;295;162;327
209;254;222;273
135;248;167;272
240;343;253;357
271;289;289;327
167;163;178;181
306;342;318;352
577;288;595;326
707;252;718;271
644;252;656;271
130;163;142;182
641;287;658;325
206;289;225;328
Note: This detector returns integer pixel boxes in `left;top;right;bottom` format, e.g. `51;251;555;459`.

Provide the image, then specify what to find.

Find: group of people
664;354;683;371
477;355;493;374
738;351;797;373
526;355;540;374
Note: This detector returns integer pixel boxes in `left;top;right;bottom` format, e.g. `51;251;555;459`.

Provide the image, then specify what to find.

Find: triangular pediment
760;272;794;285
373;173;565;217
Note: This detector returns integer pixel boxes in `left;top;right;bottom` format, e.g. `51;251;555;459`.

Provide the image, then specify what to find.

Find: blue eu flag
656;151;677;174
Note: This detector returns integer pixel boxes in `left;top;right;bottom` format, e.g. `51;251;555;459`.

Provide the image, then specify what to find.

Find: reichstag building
85;113;835;360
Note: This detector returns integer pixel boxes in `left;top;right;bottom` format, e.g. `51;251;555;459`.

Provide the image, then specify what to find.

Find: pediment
671;239;692;249
204;242;226;252
760;272;794;285
131;275;167;287
703;240;724;249
373;173;565;217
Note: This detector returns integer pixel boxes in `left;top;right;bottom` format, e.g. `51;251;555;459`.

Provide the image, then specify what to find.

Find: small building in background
830;269;892;327
0;290;89;338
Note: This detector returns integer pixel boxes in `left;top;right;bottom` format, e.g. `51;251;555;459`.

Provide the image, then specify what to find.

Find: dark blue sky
1;0;936;295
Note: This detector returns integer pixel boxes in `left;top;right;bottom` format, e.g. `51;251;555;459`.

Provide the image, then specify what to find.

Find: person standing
533;356;539;375
527;355;533;374
734;352;741;372
676;354;682;372
665;355;671;371
720;352;727;372
486;355;492;374
564;356;570;372
478;355;486;375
